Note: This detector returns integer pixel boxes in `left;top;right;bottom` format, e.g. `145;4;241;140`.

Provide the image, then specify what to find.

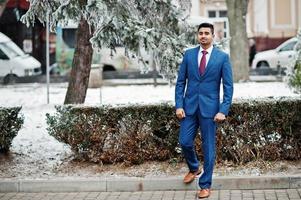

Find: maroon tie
199;50;207;75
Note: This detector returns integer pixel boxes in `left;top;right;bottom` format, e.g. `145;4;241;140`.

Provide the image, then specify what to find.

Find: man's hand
214;112;226;122
176;108;186;120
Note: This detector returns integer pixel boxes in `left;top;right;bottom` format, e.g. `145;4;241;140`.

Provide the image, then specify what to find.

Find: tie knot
202;50;208;55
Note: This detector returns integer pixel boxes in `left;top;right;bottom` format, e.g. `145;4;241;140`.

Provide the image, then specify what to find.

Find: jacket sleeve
175;51;188;109
219;54;234;115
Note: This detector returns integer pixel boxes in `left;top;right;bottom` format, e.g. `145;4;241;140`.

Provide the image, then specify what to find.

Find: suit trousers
179;108;217;189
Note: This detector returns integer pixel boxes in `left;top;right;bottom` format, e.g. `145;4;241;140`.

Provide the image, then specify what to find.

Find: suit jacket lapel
193;46;201;80
202;47;217;77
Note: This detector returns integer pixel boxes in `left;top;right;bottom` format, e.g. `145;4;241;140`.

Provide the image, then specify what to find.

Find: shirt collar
199;45;213;55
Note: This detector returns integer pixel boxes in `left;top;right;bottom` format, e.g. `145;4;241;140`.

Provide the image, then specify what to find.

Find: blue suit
175;45;233;189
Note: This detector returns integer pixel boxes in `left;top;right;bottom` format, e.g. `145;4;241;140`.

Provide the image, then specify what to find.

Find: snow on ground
1;81;299;107
0;81;300;179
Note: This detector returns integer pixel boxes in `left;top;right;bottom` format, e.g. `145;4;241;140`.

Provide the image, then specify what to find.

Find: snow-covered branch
21;0;193;80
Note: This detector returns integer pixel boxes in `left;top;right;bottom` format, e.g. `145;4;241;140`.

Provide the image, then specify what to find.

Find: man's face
197;27;214;47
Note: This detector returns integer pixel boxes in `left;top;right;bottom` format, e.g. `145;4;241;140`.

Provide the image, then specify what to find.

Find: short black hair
198;23;214;34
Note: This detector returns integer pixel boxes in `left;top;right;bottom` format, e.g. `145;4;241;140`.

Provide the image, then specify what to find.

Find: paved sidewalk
0;189;301;200
1;176;301;193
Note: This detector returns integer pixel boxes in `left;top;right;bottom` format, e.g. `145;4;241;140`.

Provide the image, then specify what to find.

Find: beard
199;38;213;47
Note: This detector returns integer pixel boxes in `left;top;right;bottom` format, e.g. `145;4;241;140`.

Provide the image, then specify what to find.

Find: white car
98;46;150;72
252;37;299;69
0;32;41;84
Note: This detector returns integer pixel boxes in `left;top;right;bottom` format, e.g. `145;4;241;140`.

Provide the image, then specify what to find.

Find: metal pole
150;51;157;87
99;65;103;104
46;10;50;104
152;53;157;87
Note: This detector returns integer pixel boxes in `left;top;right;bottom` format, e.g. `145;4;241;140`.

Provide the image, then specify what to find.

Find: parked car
0;32;41;84
56;22;150;75
252;37;299;69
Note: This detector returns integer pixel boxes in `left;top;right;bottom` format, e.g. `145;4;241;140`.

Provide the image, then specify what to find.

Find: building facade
190;0;301;51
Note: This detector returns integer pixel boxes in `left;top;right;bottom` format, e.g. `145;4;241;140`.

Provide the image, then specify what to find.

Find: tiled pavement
0;189;300;200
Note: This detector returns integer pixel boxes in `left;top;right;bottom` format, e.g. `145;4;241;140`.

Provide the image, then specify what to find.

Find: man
175;23;233;199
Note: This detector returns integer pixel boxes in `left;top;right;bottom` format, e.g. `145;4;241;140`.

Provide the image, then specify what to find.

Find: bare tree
64;17;93;104
22;0;187;104
226;0;249;81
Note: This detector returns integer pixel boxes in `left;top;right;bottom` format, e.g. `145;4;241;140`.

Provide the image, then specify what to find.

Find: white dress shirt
198;45;213;69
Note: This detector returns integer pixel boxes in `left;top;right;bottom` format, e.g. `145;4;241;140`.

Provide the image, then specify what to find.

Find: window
219;10;227;18
62;28;77;48
208;10;227;18
0;48;9;60
0;41;24;58
208;11;216;18
279;41;297;52
295;42;301;51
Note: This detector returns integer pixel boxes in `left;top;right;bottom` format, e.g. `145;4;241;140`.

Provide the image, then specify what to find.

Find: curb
0;176;300;192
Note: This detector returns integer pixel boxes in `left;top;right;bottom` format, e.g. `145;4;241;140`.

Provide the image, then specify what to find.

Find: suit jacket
175;46;233;118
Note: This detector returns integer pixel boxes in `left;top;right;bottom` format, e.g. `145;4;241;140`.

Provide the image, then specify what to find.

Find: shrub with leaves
216;97;301;164
288;60;301;93
47;98;301;165
46;103;179;165
287;29;301;93
0;107;24;152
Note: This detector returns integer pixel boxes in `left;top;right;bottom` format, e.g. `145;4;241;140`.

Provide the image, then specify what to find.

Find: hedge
288;60;301;93
46;97;301;165
0;107;24;152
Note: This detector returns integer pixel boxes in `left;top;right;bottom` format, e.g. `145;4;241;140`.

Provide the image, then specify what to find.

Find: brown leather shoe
197;188;211;199
183;169;202;184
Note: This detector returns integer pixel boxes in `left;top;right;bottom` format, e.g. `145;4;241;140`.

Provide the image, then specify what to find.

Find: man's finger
214;115;218;121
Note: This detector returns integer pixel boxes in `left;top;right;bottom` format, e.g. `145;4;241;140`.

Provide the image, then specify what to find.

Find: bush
46;97;301;165
216;97;301;164
287;29;301;93
46;104;179;165
0;107;24;152
288;60;301;93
